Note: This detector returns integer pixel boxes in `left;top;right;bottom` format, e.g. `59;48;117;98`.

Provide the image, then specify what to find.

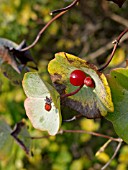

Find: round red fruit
84;77;95;88
44;96;52;111
70;70;86;86
45;103;52;111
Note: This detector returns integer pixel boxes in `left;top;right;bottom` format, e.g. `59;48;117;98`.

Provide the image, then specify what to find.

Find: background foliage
0;0;128;169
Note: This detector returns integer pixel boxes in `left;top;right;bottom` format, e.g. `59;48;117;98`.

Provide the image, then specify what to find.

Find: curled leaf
0;38;37;74
0;38;19;73
48;52;114;118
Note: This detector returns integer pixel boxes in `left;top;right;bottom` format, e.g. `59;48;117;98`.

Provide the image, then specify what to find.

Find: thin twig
108;13;128;27
29;129;121;142
29;129;123;170
101;138;123;170
21;10;67;52
58;129;121;142
50;0;80;15
84;41;113;60
98;42;118;71
85;32;128;61
98;28;128;71
96;139;112;156
11;122;30;155
21;0;80;52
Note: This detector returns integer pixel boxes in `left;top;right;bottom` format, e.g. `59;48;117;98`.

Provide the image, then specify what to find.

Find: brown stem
98;28;128;71
50;0;80;15
11;122;30;155
98;42;118;71
60;84;83;99
58;129;122;142
21;0;80;52
21;10;67;52
29;129;122;143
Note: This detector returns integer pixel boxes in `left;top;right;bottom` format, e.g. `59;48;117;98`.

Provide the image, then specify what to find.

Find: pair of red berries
70;70;95;88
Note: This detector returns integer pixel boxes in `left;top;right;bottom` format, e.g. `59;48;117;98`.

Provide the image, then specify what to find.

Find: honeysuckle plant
0;0;128;169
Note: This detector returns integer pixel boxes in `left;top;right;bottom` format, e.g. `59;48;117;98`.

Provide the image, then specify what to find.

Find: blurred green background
0;0;128;169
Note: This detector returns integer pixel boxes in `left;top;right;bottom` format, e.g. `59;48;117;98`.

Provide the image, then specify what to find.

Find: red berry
70;70;86;86
45;103;52;111
84;77;95;88
44;96;52;111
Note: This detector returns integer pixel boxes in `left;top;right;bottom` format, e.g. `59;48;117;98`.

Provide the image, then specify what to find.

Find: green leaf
0;64;28;85
0;120;13;159
22;72;61;135
106;68;128;143
48;52;114;118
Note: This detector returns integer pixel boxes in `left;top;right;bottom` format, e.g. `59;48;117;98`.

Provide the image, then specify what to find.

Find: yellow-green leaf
48;52;114;118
